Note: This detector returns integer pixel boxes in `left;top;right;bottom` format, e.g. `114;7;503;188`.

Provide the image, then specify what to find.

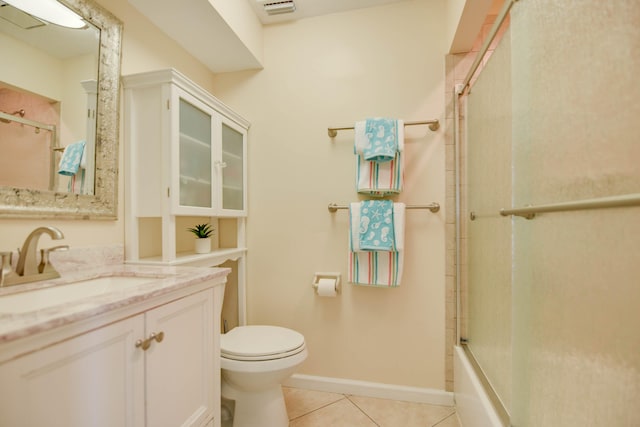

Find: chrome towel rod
0;110;55;133
500;193;640;219
328;202;440;213
328;120;439;137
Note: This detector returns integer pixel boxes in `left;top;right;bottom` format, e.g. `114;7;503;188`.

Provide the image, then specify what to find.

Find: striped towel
355;120;404;196
355;152;404;197
348;251;404;287
67;168;86;194
348;202;405;287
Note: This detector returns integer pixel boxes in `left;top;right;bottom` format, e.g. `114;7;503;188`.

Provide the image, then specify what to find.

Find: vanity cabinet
0;285;223;427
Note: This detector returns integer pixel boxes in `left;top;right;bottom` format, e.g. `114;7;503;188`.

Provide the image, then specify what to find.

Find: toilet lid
221;325;305;361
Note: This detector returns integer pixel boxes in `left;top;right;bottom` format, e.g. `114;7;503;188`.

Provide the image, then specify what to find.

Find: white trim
283;374;454;407
454;346;506;427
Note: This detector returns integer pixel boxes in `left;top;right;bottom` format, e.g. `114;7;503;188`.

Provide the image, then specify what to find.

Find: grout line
345;395;381;426
433;411;460;426
288;395;349;422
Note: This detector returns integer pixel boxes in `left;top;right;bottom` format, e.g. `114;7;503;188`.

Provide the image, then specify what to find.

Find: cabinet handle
135;331;165;351
151;331;165;343
215;161;228;169
135;338;152;351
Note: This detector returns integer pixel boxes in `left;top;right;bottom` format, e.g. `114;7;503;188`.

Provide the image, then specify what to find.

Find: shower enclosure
455;1;640;426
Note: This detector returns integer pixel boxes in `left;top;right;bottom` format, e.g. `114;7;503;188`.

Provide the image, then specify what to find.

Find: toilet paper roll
316;278;337;297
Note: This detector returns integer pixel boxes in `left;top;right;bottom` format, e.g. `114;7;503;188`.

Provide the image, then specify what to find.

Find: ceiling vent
262;1;296;16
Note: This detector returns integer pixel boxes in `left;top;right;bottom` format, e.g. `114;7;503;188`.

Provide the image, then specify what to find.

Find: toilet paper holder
312;272;341;293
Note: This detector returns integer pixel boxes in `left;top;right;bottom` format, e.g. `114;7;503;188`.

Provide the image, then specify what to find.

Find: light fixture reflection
4;0;85;29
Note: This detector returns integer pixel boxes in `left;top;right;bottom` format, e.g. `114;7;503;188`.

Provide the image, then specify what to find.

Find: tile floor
282;387;461;427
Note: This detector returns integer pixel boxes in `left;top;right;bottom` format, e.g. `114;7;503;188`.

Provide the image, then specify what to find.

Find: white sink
0;276;160;314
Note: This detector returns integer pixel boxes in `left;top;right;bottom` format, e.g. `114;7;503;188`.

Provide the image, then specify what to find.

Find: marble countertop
0;263;230;344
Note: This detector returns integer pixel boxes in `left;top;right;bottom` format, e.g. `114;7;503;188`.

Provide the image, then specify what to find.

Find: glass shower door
463;2;640;426
509;1;640;426
464;28;513;415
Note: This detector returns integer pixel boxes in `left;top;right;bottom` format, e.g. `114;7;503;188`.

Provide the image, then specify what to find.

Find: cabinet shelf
223;184;243;192
222;150;241;161
126;247;247;268
180;132;211;150
180;174;211;186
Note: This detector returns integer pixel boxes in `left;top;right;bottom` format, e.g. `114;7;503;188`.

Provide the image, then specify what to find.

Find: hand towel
355;118;404;162
58;140;86;176
348;202;406;286
358;200;396;251
355;120;404;196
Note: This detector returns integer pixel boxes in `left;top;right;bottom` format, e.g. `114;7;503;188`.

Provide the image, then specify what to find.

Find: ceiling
248;0;409;25
0;2;99;59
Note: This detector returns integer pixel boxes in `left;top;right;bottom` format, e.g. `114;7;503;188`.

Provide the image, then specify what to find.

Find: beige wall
445;0;493;54
213;0;448;389
209;0;264;65
0;0;213;251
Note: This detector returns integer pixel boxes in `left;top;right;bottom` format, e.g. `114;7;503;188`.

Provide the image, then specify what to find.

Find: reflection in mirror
0;0;122;218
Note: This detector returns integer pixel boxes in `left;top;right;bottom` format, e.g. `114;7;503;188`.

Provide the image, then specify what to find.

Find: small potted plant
188;223;214;254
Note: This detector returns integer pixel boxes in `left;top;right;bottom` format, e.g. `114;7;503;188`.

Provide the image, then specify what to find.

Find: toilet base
222;381;288;427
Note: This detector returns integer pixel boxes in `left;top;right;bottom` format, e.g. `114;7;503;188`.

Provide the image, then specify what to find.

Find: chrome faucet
1;227;68;287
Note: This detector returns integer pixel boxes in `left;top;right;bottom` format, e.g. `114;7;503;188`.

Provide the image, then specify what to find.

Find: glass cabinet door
219;119;246;214
178;97;213;210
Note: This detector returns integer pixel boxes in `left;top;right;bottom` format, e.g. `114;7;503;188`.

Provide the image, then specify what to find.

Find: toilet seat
221;325;306;362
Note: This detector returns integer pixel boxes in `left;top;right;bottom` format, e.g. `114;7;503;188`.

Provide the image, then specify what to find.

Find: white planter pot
194;237;211;254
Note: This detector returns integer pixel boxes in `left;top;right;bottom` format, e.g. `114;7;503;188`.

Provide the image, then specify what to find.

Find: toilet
220;325;307;427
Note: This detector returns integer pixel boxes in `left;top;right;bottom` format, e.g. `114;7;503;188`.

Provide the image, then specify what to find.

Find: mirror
0;0;122;219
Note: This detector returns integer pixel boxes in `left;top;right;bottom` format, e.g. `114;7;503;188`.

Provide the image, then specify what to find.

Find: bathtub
454;346;507;427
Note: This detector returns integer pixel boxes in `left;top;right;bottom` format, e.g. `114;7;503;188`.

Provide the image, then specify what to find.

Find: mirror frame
0;0;122;220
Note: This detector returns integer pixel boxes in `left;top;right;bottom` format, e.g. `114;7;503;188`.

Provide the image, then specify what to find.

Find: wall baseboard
283;374;454;407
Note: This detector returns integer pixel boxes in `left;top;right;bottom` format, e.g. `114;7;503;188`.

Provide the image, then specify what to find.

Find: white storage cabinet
123;69;249;270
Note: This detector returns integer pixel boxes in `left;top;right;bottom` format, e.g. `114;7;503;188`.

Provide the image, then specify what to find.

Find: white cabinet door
217;116;247;217
145;289;215;427
0;316;145;427
170;87;217;216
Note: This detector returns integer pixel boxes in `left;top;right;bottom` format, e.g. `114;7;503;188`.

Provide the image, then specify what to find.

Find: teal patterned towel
58;140;86;176
363;118;398;162
358;200;396;251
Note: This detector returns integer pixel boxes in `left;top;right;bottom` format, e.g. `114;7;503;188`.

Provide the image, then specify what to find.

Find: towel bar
499;193;640;219
328;202;440;213
328;120;439;137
